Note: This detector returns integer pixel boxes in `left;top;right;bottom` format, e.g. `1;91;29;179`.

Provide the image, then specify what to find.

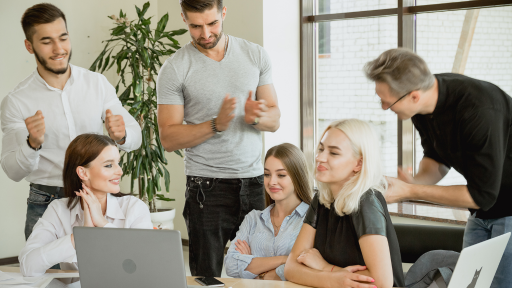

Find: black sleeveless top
303;190;404;287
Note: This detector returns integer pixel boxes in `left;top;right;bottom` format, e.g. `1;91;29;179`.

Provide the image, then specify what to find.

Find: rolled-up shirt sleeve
0;96;40;181
224;212;257;279
100;75;142;152
19;203;76;277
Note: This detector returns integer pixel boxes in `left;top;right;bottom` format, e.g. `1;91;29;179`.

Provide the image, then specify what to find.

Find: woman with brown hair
224;143;313;281
19;134;152;277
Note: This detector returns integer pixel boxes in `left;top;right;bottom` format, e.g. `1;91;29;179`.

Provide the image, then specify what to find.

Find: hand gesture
328;266;375;288
215;94;237;131
25;110;45;149
234;239;252;255
397;166;415;184
82;199;94;227
105;109;126;142
75;184;108;227
384;176;410;204
297;248;331;271
244;91;268;125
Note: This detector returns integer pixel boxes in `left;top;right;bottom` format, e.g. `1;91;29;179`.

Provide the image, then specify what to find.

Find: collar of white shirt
33;63;76;91
70;193;127;223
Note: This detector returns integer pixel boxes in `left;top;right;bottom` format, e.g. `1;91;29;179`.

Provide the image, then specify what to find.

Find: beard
192;26;224;50
33;48;72;75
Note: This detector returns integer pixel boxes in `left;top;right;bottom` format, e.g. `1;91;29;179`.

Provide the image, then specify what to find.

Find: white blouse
19;194;152;277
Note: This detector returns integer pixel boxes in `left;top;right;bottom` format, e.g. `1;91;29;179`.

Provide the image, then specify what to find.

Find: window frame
300;0;512;217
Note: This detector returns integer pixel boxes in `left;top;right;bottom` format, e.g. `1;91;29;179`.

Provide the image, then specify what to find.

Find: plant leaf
155;194;175;201
147;177;154;201
164;167;170;192
112;25;126;36
155;13;169;40
135;5;142;18
141;2;150;17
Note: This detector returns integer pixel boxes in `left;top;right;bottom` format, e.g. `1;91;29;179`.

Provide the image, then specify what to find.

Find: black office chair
393;223;465;264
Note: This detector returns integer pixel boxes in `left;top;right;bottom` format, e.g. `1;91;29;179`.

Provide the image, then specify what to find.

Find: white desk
0;266;309;288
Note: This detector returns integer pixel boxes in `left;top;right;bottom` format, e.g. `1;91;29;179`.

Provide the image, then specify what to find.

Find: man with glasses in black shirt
365;48;512;288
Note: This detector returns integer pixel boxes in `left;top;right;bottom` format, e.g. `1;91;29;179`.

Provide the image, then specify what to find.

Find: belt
30;183;65;197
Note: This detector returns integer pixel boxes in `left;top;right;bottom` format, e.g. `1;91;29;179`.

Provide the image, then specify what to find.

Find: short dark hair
64;134;125;210
180;0;223;17
21;3;67;42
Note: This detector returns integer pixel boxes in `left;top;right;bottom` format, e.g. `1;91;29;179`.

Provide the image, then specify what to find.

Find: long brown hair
264;143;313;207
64;134;124;209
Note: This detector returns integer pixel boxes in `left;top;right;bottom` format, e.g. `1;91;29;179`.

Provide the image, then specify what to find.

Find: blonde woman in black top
284;119;404;288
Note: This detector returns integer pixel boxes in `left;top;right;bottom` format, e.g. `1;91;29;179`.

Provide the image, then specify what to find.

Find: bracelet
258;271;268;279
26;135;42;151
331;265;335;272
211;117;222;134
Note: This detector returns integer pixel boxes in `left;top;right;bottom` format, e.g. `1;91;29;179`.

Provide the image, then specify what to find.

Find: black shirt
303;190;404;287
412;73;512;219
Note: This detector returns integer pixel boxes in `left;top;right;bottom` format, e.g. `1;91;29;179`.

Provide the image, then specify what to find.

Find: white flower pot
150;209;175;230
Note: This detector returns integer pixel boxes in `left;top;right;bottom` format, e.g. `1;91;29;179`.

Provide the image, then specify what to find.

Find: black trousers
183;175;265;277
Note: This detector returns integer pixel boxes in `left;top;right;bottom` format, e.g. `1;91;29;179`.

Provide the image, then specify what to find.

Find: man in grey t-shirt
157;0;280;278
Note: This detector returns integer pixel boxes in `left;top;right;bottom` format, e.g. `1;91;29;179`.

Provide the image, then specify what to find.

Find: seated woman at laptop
19;134;152;277
224;143;313;281
284;119;404;288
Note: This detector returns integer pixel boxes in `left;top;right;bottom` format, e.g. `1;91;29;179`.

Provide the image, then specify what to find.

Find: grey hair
364;48;435;97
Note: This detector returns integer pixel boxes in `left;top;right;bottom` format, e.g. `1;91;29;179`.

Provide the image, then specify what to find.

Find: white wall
262;0;301;150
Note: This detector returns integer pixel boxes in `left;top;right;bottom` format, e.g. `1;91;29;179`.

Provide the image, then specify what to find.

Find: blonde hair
264;143;313;207
316;119;387;216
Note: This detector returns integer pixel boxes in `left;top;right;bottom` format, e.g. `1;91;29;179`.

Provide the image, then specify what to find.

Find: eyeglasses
382;91;413;110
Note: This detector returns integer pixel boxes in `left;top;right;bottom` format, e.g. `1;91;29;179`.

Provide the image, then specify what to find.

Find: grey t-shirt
157;36;273;178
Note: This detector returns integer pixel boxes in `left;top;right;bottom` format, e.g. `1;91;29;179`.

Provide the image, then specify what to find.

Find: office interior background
1;0;511;264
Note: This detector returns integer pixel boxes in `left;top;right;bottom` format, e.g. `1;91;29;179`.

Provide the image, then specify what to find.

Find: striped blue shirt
224;202;309;280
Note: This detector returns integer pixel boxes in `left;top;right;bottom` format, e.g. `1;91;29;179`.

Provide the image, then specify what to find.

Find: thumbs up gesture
244;91;268;125
25;110;45;149
105;109;126;143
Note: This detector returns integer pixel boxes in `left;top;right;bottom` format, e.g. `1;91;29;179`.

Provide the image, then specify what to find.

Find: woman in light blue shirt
224;143;313;281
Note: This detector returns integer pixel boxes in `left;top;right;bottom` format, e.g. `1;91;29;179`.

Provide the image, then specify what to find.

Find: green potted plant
90;2;187;228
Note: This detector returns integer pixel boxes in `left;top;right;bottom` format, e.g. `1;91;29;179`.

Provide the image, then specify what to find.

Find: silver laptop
74;227;203;288
446;232;510;288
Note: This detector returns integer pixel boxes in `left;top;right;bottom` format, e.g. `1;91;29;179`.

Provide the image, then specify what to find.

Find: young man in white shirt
0;3;142;240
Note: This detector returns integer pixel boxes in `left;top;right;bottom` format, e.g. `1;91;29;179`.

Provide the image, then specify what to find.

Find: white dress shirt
0;64;142;187
19;194;153;277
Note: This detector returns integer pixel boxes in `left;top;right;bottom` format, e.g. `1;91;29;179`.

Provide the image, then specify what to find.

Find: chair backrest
393;223;465;263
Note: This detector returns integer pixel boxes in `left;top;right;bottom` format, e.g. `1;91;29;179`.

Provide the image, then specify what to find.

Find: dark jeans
25;185;65;240
26;185;65;270
183;175;265;277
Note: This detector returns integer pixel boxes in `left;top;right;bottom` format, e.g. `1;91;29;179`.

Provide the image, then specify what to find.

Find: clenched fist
25;110;45;149
105;109;126;143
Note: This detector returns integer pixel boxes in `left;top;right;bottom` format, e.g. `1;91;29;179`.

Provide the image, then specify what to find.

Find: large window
316;16;398;177
301;0;512;219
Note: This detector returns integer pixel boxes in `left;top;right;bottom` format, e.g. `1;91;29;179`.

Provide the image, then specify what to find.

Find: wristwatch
111;130;126;144
211;117;223;134
251;117;260;126
26;135;42;151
